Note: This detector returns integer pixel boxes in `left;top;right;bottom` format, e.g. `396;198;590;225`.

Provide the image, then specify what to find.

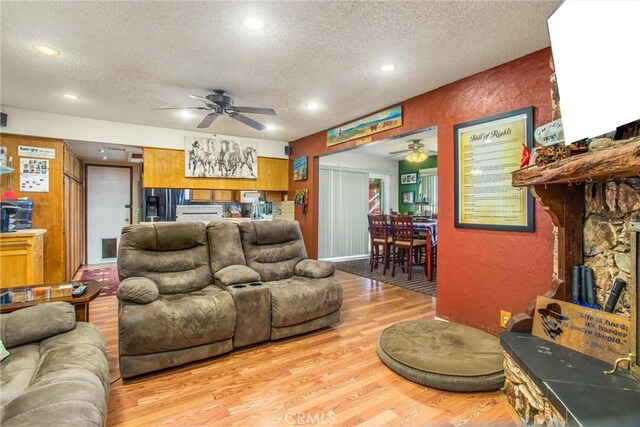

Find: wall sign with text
454;107;534;231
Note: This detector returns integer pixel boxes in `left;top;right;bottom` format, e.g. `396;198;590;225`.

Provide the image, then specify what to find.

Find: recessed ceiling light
243;17;265;30
379;64;396;72
305;102;320;111
102;156;108;160
63;94;79;100
178;111;194;119
98;149;106;153
265;124;278;131
33;44;60;56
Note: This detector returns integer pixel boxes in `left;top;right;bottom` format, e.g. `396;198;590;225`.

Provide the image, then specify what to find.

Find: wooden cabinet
0;229;46;288
212;190;236;202
63;144;84;281
191;189;212;202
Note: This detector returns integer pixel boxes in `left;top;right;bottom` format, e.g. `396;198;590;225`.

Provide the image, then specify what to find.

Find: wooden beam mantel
513;137;640;187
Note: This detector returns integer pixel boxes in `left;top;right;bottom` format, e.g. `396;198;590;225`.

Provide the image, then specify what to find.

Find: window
417;168;438;217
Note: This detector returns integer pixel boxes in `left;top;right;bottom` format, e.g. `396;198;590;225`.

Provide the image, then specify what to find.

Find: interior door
87;165;131;265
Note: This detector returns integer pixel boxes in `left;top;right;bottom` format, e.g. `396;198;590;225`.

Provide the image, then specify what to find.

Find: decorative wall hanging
293;156;308;181
184;136;258;179
327;106;402;147
454;106;534;231
400;173;417;185
402;191;414;204
294;188;309;214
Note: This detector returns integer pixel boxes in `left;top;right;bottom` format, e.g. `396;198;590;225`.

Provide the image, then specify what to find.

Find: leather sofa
0;302;110;426
117;220;342;378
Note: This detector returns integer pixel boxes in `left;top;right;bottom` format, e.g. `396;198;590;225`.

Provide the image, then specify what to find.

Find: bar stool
368;214;392;275
390;215;427;281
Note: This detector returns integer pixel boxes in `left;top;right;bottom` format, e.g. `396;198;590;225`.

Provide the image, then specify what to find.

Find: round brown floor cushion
377;320;505;392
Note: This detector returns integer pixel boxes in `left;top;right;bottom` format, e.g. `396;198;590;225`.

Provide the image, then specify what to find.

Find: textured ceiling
0;1;560;142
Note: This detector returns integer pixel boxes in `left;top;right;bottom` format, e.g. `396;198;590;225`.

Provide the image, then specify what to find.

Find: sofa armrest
117;277;159;304
1;302;76;348
295;259;336;279
214;265;261;287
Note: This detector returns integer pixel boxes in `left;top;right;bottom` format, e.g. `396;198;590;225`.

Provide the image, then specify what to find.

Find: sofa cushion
239;221;308;282
267;276;343;328
119;285;236;356
117;277;159;304
206;221;246;273
214;265;261;287
295;259;336;279
1;379;107;427
1;303;76;348
0;344;40;407
0;321;109;427
253;220;304;245
118;222;213;294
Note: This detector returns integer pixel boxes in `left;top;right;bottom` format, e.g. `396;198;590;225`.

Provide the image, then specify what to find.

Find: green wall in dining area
398;155;437;213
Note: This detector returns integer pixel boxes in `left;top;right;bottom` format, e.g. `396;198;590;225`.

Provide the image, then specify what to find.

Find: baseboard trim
434;316;449;322
319;254;369;262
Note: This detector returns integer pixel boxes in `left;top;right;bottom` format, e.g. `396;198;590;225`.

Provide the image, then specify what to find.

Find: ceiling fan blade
152;107;209;110
387;149;411;155
234;106;277;116
230;113;266;131
189;95;211;103
197;113;219;128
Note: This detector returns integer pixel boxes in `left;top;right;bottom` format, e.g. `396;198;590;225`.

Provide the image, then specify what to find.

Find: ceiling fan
386;139;434;162
154;89;276;130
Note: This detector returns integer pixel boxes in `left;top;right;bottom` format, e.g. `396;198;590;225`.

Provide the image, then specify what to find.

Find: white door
87;166;131;265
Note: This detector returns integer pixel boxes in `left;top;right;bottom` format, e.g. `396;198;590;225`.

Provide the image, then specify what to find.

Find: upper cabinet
143;147;289;191
63;144;83;182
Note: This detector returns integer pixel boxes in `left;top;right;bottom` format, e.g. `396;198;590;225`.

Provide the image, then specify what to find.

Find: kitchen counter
0;228;47;237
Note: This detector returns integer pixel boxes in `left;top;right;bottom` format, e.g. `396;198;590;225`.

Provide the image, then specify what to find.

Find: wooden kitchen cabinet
212;190;236;202
0;229;46;288
191;189;212;202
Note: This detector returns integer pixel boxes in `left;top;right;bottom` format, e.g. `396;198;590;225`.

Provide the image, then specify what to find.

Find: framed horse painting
184;137;258;179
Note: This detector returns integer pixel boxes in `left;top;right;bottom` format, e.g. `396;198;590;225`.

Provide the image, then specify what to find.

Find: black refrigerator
144;189;190;222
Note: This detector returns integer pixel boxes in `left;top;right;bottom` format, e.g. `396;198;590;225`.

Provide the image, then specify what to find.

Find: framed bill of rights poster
454;106;534;232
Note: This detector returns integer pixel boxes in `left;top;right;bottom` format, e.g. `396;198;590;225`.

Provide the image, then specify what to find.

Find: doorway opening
86;164;132;265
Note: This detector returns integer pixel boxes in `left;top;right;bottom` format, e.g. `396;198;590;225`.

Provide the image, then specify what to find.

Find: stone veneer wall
503;352;565;426
583;178;640;317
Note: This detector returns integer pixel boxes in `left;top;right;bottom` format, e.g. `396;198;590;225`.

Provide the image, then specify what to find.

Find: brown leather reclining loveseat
117;220;342;378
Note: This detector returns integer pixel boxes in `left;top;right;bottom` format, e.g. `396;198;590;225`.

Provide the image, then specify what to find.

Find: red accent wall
289;49;554;334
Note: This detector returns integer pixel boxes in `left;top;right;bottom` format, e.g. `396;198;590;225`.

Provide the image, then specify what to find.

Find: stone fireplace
503;137;640;426
584;177;640;317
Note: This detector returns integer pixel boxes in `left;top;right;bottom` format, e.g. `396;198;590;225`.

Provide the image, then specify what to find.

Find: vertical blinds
319;168;369;259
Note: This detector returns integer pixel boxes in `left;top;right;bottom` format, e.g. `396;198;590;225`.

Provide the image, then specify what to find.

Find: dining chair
390;215;427;281
368;214;392;275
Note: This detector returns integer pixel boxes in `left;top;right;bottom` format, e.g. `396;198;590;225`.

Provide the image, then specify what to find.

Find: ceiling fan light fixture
379;64;396;72
265;124;278;131
178;110;194;119
406;151;428;163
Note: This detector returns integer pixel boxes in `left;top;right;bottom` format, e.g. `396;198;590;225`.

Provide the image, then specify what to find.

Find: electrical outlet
500;310;512;328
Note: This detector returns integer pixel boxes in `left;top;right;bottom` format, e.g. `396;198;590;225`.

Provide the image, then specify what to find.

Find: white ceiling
65;139;142;162
0;1;560;142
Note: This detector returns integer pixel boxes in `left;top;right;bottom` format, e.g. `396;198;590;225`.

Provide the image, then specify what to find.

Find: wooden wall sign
532;296;630;364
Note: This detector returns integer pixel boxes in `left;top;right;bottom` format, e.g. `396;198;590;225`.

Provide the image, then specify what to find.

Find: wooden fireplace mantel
506;137;640;332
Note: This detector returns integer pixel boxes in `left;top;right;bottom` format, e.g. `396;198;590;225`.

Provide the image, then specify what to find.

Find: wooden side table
0;281;102;322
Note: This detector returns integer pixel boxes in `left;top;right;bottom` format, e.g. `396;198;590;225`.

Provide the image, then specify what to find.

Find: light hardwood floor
90;271;521;426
